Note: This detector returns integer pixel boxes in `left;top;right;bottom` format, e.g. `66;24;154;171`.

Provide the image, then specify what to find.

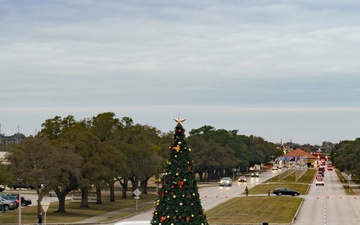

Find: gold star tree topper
174;116;186;124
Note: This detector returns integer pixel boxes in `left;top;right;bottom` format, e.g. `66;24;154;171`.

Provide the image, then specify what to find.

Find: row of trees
330;138;360;179
2;112;281;215
187;125;281;180
5;113;166;214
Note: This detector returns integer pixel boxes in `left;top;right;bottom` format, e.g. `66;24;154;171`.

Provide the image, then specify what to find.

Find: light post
348;174;352;193
17;178;23;225
232;168;236;180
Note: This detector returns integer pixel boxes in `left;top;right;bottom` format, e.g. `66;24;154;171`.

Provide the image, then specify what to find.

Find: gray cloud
1;0;360;144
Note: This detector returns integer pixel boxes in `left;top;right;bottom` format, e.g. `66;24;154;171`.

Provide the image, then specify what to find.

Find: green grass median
206;196;302;224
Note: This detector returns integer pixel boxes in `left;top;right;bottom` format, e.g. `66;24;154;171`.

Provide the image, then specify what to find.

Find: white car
316;177;324;186
219;177;232;186
251;172;259;177
238;176;247;182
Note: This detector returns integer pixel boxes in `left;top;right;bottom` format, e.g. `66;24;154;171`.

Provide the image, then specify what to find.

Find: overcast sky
1;0;360;145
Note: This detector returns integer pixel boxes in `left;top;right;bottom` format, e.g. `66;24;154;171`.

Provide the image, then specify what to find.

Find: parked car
273;187;300;196
219;177;232;186
0;197;16;211
11;183;34;190
5;194;32;206
251;172;259;177
0;195;19;208
21;196;32;206
0;185;4;192
238;176;247;182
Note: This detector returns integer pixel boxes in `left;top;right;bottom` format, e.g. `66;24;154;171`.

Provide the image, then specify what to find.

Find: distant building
0;151;8;164
283;148;318;167
0;133;25;151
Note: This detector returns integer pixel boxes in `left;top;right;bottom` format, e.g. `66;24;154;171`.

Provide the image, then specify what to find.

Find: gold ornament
172;145;180;152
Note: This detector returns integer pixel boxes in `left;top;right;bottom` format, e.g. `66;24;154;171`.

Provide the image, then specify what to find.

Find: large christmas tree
150;117;209;225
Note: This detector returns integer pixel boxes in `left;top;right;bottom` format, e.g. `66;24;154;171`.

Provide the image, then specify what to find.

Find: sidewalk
341;171;360;195
74;201;154;224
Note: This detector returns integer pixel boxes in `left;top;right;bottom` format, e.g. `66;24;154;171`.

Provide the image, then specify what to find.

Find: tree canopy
1;112;314;213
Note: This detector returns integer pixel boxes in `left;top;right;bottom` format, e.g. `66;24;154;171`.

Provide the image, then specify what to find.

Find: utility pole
0;123;3;150
16;125;20;144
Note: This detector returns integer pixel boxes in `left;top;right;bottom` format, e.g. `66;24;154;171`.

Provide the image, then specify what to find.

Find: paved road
294;169;360;225
114;169;283;225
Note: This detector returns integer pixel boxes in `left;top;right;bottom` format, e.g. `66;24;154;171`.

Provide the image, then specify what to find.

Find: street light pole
17;178;23;225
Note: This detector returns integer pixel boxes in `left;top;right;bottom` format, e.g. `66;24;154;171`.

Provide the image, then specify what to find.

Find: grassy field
0;192;157;224
265;168;316;183
247;168;315;195
248;183;309;195
206;196;302;224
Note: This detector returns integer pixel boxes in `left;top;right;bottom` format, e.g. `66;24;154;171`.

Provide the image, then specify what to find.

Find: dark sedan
11;183;34;190
273;187;300;196
20;196;32;206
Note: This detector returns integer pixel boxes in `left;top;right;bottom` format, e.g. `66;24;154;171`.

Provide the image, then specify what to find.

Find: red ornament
178;180;184;188
178;129;182;133
160;215;166;222
190;203;194;206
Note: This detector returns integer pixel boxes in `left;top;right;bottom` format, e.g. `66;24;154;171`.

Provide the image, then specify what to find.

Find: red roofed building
284;148;318;167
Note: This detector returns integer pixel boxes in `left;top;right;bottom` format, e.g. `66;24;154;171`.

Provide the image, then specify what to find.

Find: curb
291;197;304;224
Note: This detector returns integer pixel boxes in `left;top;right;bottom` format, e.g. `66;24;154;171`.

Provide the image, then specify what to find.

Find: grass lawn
248;183;309;195
296;169;316;183
265;168;316;183
247;169;316;195
206;196;302;224
0;192;157;224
